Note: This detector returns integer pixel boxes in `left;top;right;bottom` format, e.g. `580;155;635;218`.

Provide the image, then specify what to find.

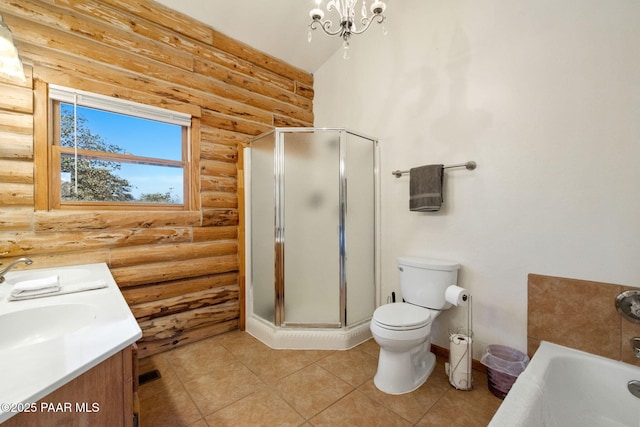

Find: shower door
281;130;341;326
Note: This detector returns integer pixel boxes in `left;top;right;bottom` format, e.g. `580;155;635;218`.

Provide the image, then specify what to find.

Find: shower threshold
245;314;372;350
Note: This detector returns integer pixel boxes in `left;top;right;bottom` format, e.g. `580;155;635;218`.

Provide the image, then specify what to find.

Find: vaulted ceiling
154;0;343;73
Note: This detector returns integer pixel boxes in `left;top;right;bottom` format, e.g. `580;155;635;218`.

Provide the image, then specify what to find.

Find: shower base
245;314;372;350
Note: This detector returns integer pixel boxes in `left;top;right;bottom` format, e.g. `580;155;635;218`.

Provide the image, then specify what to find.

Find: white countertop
0;263;142;423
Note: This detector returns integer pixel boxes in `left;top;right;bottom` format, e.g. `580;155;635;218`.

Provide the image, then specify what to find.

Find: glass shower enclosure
249;128;378;330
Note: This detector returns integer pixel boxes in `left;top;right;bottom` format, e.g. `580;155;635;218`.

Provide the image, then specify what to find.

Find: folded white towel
13;275;60;292
61;280;107;295
10;285;62;299
8;279;107;301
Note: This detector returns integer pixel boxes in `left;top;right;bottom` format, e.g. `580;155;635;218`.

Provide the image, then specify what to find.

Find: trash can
480;345;529;399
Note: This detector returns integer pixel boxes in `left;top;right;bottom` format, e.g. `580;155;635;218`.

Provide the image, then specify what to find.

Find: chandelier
308;0;388;58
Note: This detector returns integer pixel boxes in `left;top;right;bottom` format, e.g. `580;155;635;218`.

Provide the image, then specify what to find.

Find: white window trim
49;84;192;127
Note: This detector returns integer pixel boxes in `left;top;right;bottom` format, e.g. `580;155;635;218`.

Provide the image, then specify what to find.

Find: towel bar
391;161;476;178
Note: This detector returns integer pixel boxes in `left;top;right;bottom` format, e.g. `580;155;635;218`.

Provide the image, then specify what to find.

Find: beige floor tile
358;358;451;423
164;338;238;383
315;347;378;387
139;332;501;426
241;348;331;383
217;329;271;358
310;390;412;427
139;353;184;399
205;388;305;427
415;371;502;426
355;337;380;358
139;383;203;427
184;360;266;416
275;364;354;419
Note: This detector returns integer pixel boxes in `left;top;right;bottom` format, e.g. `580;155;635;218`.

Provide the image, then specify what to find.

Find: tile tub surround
528;274;640;366
138;331;501;426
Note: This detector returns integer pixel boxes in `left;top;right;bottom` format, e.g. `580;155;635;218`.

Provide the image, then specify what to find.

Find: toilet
370;257;460;394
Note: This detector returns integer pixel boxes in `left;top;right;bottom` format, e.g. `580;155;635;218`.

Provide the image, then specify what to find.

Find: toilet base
373;342;437;395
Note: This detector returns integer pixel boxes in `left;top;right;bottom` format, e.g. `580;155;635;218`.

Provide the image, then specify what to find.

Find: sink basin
5;268;93;286
0;304;97;351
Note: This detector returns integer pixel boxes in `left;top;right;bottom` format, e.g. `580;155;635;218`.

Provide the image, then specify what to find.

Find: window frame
43;84;196;211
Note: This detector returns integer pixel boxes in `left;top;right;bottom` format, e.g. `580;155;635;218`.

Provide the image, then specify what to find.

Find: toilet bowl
370;302;440;394
370;257;459;394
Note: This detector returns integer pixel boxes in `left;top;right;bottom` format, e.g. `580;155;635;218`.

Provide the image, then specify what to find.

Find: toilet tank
398;257;459;310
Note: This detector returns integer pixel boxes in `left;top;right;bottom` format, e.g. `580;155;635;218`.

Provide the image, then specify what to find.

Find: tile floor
138;331;502;426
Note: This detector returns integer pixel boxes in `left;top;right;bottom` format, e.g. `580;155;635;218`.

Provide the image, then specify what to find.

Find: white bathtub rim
488;341;640;427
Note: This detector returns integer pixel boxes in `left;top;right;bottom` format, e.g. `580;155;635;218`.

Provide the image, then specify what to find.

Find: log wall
0;0;313;358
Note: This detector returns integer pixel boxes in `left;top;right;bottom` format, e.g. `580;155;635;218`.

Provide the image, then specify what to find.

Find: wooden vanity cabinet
2;345;137;427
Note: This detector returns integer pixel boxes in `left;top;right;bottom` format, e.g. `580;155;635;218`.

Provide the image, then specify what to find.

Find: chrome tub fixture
615;289;640;323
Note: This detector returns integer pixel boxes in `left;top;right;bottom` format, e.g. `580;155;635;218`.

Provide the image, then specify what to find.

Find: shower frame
247;127;380;336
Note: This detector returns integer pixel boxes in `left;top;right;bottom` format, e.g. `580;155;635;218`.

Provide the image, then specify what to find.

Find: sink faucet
632;337;640;359
0;258;33;283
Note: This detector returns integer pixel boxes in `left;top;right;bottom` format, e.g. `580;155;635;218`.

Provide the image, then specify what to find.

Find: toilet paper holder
446;291;473;391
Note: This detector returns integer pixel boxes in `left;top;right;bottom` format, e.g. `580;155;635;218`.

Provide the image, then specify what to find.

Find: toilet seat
372;303;431;331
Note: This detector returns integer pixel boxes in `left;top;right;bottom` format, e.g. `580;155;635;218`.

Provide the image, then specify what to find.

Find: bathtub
488;341;640;427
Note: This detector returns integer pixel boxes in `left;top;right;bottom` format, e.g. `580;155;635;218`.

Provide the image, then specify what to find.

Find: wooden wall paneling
200;159;238;178
191;225;237;242
237;144;246;331
137;320;239;358
109;240;237;269
131;285;239;322
9;250;111;270
34;210;201;231
0;132;33;160
21;43;291;128
0;208;34;231
0;0;313;358
121;272;238;305
0;159;33;184
0;82;33;113
3;0;195;71
1;183;34;206
202;209;239;227
201;192;238;209
138;301;239;348
94;0;313;87
201;127;253;147
110;255;239;288
295;81;315;100
200;175;237;193
200;141;237;163
0;228;193;257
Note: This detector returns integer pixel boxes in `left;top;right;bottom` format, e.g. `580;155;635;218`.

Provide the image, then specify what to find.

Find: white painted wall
313;0;640;356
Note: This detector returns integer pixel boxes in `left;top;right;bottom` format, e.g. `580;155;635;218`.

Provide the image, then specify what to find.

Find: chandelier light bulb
371;1;386;15
309;8;325;21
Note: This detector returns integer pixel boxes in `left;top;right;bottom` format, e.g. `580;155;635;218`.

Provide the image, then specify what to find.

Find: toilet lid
373;303;431;329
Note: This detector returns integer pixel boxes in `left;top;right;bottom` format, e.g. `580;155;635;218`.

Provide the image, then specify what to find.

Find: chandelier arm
310;19;348;37
350;14;385;35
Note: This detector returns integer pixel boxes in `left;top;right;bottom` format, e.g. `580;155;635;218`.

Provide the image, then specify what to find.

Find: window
48;85;193;209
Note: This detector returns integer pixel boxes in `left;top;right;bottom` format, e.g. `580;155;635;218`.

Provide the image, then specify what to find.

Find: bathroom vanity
1;346;137;427
0;263;142;426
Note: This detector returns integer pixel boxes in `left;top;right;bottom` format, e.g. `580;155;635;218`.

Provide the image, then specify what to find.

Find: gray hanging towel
409;164;444;211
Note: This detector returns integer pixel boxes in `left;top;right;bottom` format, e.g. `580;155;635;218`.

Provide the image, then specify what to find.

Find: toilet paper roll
445;285;470;306
449;333;473;389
